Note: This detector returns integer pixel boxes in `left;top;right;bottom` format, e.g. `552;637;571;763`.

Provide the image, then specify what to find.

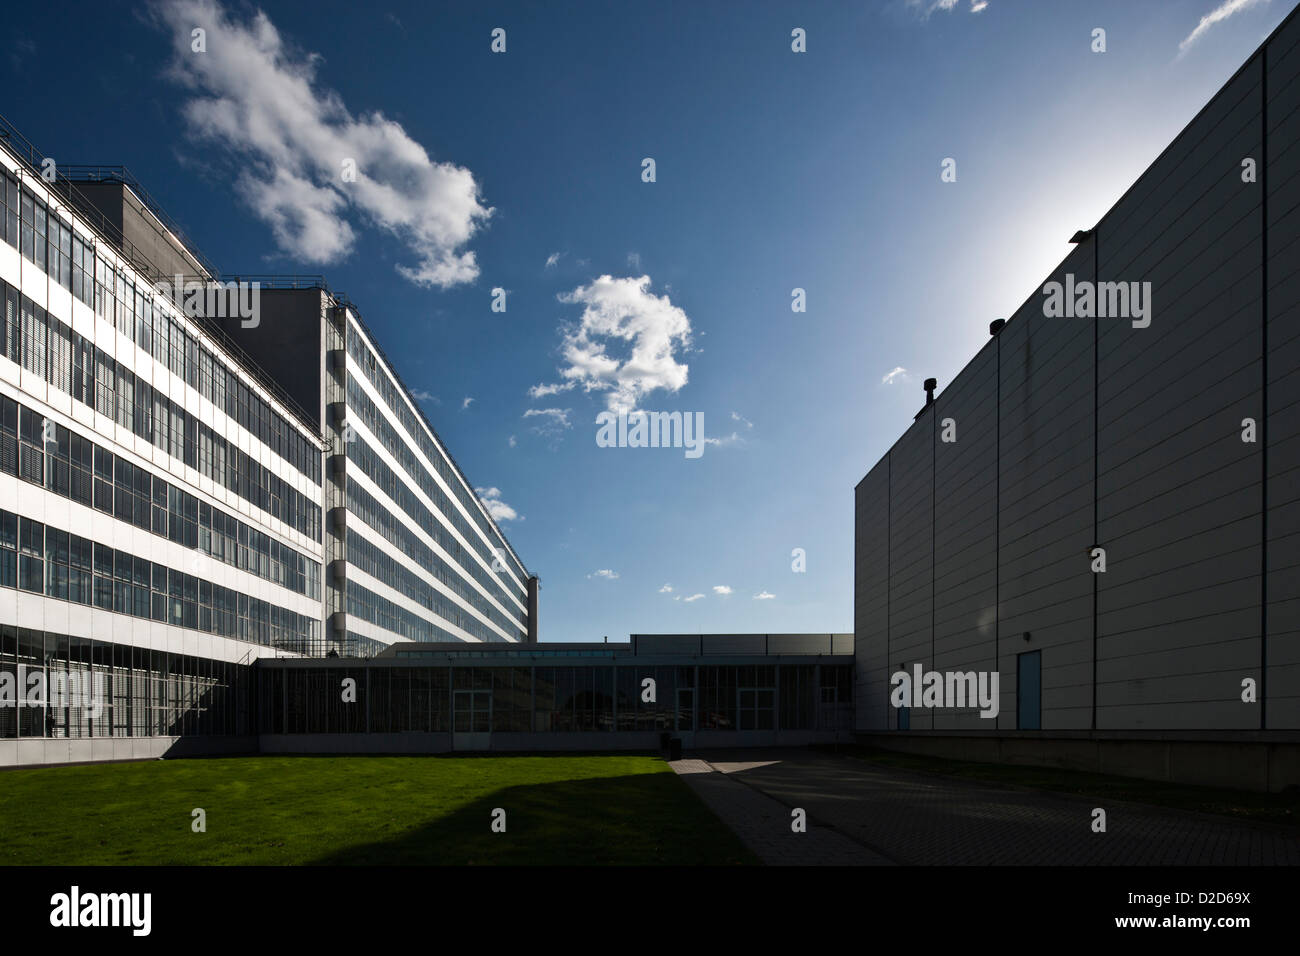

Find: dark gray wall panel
998;245;1096;730
1096;60;1263;730
855;461;890;731
932;344;999;728
887;416;934;729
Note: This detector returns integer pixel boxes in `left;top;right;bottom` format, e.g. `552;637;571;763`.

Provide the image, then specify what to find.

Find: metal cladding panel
888;415;934;729
997;245;1096;730
1267;15;1300;728
765;633;835;655
700;634;766;655
931;344;999;729
1096;61;1263;730
855;460;890;730
632;634;701;656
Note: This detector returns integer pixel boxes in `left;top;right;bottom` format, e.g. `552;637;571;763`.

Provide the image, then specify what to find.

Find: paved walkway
670;749;1300;866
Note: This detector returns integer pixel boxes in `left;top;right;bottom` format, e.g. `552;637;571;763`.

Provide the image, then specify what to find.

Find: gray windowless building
854;8;1300;790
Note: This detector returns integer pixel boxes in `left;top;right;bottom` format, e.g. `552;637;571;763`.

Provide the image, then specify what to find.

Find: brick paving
670;755;894;865
671;748;1300;866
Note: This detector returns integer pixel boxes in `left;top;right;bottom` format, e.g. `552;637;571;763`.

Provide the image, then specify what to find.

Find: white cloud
475;487;521;522
528;382;575;399
410;389;438;404
881;366;908;386
523;407;572;441
154;0;491;286
712;585;732;596
703;432;745;449
731;411;754;429
682;593;705;603
545;251;563;269
1180;0;1270;54
753;590;776;600
588;569;619;580
626;251;641;270
535;275;692;414
659;583;673;593
507;435;517;448
523;408;571;427
462;397;475;410
907;0;987;16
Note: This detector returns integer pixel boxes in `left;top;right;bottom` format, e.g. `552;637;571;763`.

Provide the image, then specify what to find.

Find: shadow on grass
307;769;755;866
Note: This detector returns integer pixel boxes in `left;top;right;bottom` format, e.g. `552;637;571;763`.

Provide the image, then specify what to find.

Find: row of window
345;480;526;641
345;323;527;584
0;509;320;651
1;279;322;540
0;166;321;485
259;663;855;734
344;579;489;644
0;394;321;599
347;527;524;644
346;434;525;627
347;377;527;607
0;626;251;738
347;529;516;645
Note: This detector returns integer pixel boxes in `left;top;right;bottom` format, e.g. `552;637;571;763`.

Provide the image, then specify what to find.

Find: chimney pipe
914;378;938;420
989;319;1005;336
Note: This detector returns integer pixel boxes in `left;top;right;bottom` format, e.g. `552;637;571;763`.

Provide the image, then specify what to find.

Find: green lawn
0;754;756;866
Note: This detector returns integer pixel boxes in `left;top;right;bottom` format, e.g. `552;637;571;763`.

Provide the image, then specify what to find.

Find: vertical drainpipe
526;576;539;644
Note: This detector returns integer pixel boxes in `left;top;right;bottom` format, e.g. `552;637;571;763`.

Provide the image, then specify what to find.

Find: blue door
1017;651;1041;730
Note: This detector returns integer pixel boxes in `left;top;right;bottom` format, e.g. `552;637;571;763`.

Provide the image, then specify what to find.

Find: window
49;215;71;289
3;280;18;364
20;295;46;380
0;169;17;248
0;510;16;588
18;517;43;593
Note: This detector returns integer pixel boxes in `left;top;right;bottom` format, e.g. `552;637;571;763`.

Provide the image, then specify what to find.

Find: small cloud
658;583;673;593
712;585;732;596
588;569;620;580
703;432;745;449
753;590;776;600
385;12;403;28
1179;0;1269;55
907;0;986;17
410;389;439;404
682;593;705;602
524;407;571;428
528;381;576;399
507;435;517;448
731;411;754;430
881;366;908;386
476;486;521;522
545;251;563;269
627;251;641;270
462;396;475;410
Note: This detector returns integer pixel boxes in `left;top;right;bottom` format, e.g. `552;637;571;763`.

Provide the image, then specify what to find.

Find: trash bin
668;737;682;761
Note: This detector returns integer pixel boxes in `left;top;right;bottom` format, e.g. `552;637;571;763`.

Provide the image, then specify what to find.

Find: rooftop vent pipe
914;378;938;420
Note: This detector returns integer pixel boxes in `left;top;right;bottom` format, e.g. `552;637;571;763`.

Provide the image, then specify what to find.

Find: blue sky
2;0;1292;642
